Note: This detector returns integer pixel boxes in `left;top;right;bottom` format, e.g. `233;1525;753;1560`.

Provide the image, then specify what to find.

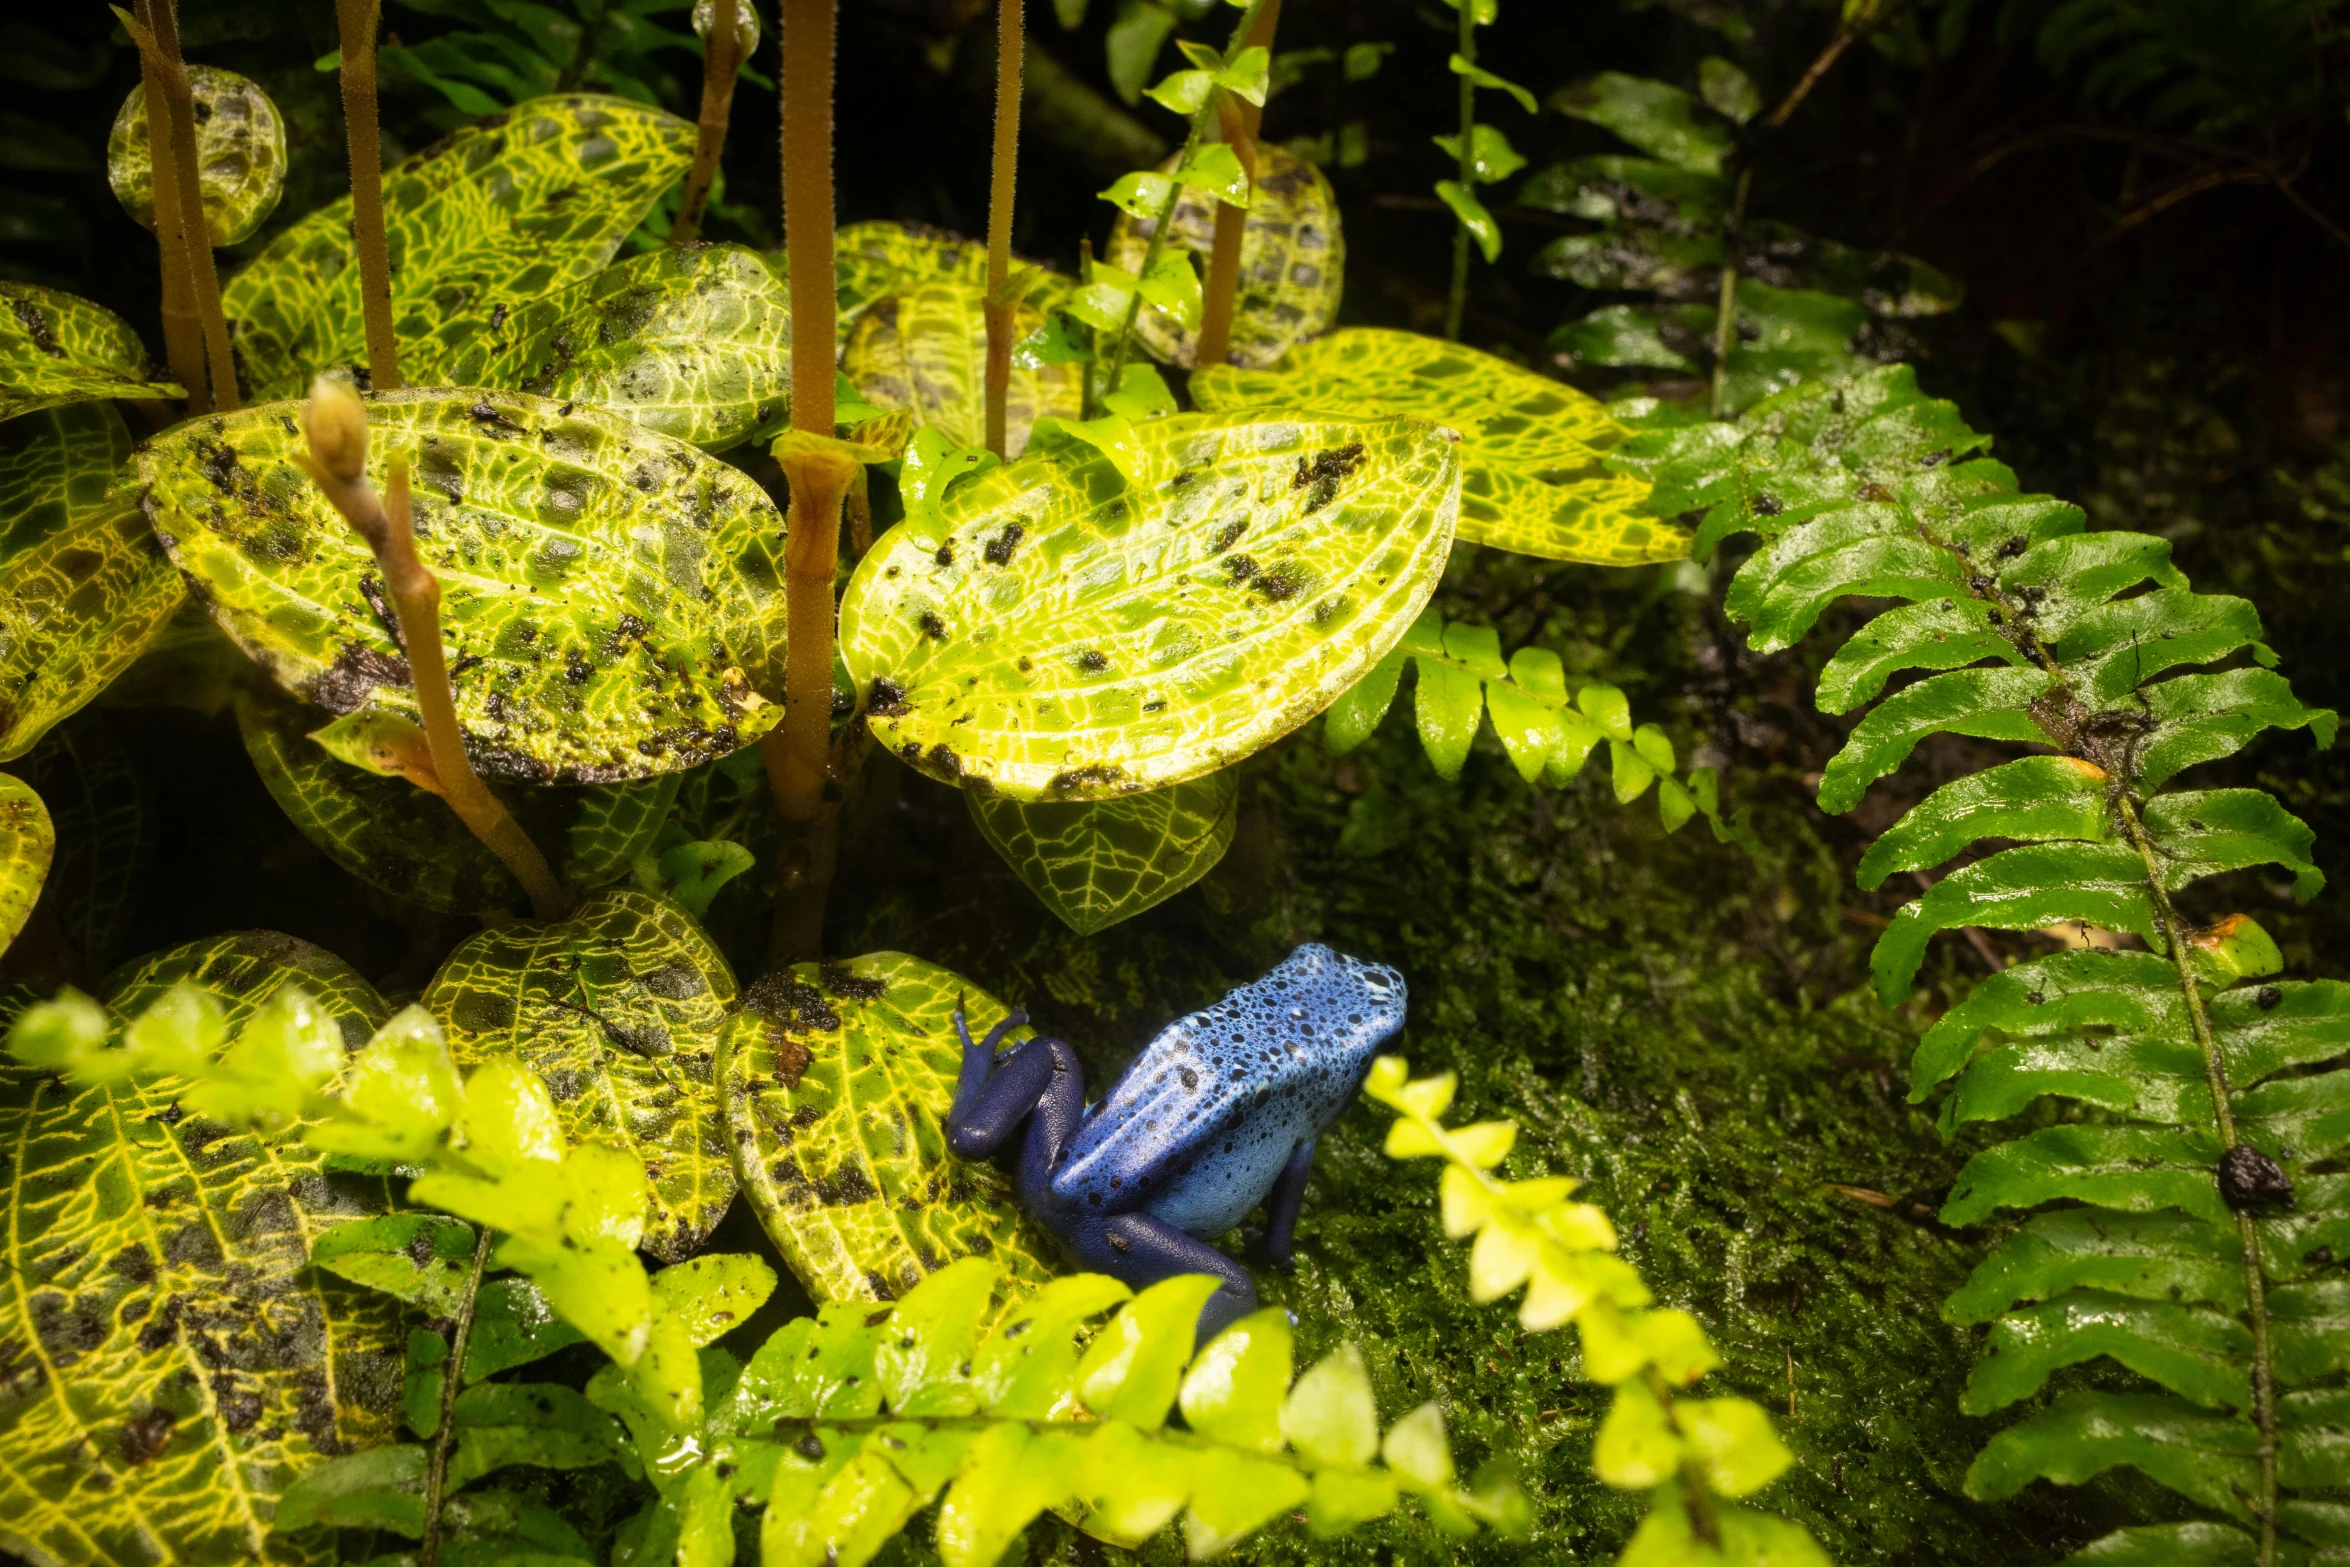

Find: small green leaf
1145;68;1215;114
1432;124;1527;184
1325;647;1407;754
0;773;50;954
935;1424;1087;1567
1859;756;2112;890
1697;56;1762;124
274;1445;429;1537
652;1253;778;1348
1941;1124;2225;1228
1592;1377;1681;1487
1817;666;2056;815
1179;1307;1293;1453
1177;141;1254;206
1963;1390;2257;1518
1551;72;1730;173
1872;843;2161;1004
1182;1446;1310;1557
446;1381;636;1490
973;1273;1133;1418
1946;1209;2242;1325
1281;1342;1380;1468
1962;1290;2250;1414
1449;54;1538;113
1678;1395;1793;1496
1414;656;1486;779
1104;144;1343;369
873;1255;998;1416
1435;180;1503;263
1101;168;1176;217
1077;1274;1223;1428
1619;1486;1834;1567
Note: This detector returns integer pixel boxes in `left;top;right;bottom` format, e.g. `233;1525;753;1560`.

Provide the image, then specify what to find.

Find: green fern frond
1327;607;1748;847
1621;362;2343;1565
2025;0;2341;131
1364;1057;1831;1565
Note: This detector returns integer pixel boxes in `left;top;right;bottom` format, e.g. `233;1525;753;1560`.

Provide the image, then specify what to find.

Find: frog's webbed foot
1075;1213;1258;1349
1241;1228;1299;1274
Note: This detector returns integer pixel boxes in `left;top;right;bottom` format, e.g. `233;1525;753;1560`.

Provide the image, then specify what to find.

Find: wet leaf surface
221;94;692;400
106;66;286;247
838;411;1458;800
142;388;785;784
0;283;182;421
718;951;1060;1305
0;932;399;1567
841;283;1080;458
423;889;739;1262
968;769;1238;934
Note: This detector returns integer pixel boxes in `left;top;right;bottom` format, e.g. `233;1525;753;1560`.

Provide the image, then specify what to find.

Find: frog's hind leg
1076;1214;1258;1347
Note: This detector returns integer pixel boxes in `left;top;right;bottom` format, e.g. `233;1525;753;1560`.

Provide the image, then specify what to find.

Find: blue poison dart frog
946;943;1407;1343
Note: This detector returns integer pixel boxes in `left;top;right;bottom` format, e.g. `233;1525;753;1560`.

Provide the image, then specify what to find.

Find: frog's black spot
982;523;1024;566
1180;1067;1198;1091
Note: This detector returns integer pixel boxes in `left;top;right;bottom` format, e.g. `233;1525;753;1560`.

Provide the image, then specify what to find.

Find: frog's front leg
946;1007;1087;1209
1074;1213;1259;1346
1249;1137;1316;1272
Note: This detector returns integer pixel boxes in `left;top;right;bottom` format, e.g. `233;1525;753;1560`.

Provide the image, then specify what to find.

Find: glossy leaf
1858;756;2112;889
969;768;1238;934
222;94;689;398
1962;1290;2251;1413
0;937;400;1567
1551;72;1731;174
841;283;1081;457
236;686;679;914
0;766;48;954
1104;144;1343;370
830;220;1072;334
143;388;785;784
422;242;793;452
16;720;153;974
1192;328;1689;565
839;411;1458;800
717;951;1059;1304
1964;1391;2258;1517
106;65;285;246
424;889;739;1261
0;282;181;419
1872;842;2160;1003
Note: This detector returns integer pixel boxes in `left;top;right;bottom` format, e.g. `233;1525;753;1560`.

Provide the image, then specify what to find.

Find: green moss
832;669;2156;1562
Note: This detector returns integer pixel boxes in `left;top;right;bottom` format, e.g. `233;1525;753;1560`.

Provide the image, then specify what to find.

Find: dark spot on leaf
452;991;517;1033
1210;518;1248;554
1046;764;1126;795
866;678;911;718
118;1409;175;1465
638;963;705;1000
1076;649;1108;672
982;523;1024;565
817;963;887;1002
311;644;414;715
1752;494;1782;516
919;611;949;641
742;973;841;1036
1292;442;1365;513
2258;985;2284;1010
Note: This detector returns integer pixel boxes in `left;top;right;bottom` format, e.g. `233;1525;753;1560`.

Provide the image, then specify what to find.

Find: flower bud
303;374;369;485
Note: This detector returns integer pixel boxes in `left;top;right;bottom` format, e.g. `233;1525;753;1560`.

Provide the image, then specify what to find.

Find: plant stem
300;383;571;920
336;0;403;391
123;1;237;411
1708;169;1752;419
764;0;844;965
556;0;609;93
669;0;745;244
418;1226;491;1567
130;0;203;413
982;0;1024;458
2118;793;2278;1566
1442;0;1476;342
1194;0;1281;368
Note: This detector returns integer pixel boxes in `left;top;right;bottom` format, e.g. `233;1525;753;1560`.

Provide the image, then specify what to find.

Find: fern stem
1442;0;1476;343
1708;169;1750;420
668;0;745;245
418;1226;491;1567
2117;792;2279;1565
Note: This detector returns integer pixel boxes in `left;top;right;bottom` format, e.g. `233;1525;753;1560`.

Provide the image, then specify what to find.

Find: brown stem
301;381;571;920
765;0;844;963
982;0;1024;458
417;1226;490;1567
122;2;236;410
669;0;745;244
130;0;203;412
1764;0;1917;129
1195;0;1279;368
336;0;402;390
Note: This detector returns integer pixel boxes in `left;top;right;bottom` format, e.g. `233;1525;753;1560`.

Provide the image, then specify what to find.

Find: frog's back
1051;944;1406;1237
